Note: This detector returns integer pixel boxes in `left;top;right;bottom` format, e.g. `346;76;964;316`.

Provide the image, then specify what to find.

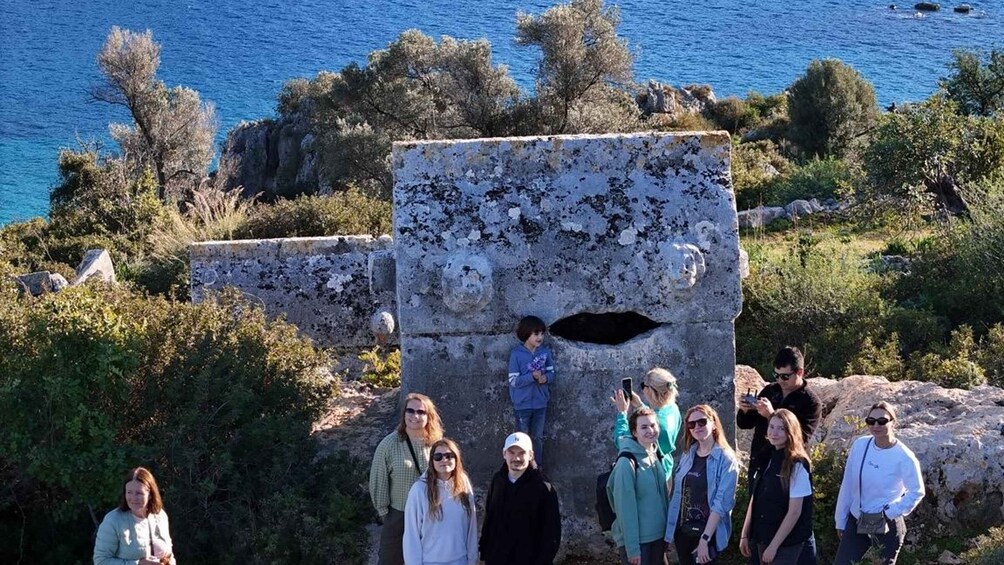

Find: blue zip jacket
664;443;740;553
507;344;554;409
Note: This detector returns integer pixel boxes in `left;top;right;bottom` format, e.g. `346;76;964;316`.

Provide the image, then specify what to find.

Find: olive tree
787;59;878;158
92;27;217;200
516;0;637;134
940;48;1004;117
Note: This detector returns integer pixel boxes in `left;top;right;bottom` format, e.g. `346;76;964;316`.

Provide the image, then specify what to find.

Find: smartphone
621;377;633;398
742;389;757;405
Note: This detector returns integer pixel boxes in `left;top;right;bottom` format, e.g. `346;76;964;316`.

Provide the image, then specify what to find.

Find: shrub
908;326;986;389
977;324;1004;388
0;286;371;563
787;59;879;158
358;346;402;388
846;333;907;380
767;157;862;204
960;525;1004;564
737;238;891;377
707;96;756;135
939;48;1004;117
731;140;793;209
237;191;392;239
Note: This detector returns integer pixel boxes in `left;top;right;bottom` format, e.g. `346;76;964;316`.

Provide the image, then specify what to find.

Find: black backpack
595;451;638;532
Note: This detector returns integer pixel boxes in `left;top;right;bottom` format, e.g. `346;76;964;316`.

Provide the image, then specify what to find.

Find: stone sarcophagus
392;132;742;551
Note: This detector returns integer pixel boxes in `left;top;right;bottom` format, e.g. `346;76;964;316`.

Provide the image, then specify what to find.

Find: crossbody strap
858;438;872;513
405;436;423;474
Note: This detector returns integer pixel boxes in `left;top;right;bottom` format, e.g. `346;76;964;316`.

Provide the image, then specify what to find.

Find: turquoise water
1;0;1001;225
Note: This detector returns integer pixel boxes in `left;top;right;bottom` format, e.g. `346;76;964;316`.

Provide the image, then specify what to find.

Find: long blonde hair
771;409;812;490
682;404;735;458
396;392;444;444
424;438;472;521
644;367;679;407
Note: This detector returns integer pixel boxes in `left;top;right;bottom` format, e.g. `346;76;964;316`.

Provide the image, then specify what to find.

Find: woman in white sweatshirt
403;438;478;565
834;401;925;565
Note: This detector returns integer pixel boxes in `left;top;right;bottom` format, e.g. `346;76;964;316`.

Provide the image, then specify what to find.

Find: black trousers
377;507;405;565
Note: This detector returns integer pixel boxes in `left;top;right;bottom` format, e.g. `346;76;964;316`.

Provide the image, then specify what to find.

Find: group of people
90;317;926;565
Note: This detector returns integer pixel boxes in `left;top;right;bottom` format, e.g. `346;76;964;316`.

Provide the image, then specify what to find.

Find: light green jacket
613;402;681;479
93;508;175;565
606;438;669;559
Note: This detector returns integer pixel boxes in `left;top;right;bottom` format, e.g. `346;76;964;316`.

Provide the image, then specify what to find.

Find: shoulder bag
855;438;889;535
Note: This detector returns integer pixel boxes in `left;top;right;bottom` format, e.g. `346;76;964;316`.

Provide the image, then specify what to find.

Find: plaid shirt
369;431;430;516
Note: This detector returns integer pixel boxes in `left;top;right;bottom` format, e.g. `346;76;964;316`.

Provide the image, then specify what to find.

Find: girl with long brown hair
402;438;478;565
740;408;815;565
665;405;740;565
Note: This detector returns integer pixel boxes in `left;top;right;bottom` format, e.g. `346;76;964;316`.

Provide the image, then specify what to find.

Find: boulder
915;2;941;11
785;199;815;220
738;205;787;229
73;249;116;285
638;81;716;119
15;271;69;296
953;4;971;13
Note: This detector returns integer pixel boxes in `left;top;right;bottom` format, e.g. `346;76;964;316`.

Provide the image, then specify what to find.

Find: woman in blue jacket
665;405;740;565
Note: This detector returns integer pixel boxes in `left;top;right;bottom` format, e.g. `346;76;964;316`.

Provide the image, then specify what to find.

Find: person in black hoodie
739;409;814;565
479;432;561;565
737;346;820;564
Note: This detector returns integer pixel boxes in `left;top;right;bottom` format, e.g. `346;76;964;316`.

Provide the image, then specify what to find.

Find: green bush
908;326;987;389
737;238;890;377
767;157;862;204
732;140;793;209
0;286;371;563
846;333;907;380
359;346;402;388
977;324;1004;388
238;191;392;239
787;59;879;158
960;525;1004;564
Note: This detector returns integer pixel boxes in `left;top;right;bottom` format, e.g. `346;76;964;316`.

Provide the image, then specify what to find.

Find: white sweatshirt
835;435;925;530
403;475;478;565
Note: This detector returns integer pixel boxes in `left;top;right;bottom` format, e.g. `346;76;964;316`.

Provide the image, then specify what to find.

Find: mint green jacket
613;402;681;479
606;438;669;559
93;508;175;565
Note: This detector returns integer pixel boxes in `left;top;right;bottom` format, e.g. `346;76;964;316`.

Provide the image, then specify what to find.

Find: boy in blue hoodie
507;315;555;465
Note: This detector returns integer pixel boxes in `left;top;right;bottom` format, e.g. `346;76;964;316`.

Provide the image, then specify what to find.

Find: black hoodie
479;463;561;565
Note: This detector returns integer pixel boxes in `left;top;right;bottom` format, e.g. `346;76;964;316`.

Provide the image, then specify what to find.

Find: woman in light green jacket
93;467;175;565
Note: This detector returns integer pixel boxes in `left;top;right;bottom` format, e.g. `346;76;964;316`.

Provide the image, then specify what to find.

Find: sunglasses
432;452;456;462
773;371;795;381
405;408;428;416
686;418;709;429
865;417;892;426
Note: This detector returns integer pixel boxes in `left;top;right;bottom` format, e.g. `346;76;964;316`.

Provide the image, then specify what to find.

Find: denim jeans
514;407;547;465
834;513;907;565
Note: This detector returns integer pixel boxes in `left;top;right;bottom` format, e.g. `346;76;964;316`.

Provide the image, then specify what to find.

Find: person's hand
696;539;711;563
739;536;751;557
139;559;161;565
532;370;544;383
628;556;641;565
664;541;675;554
836;528;843;539
761;543;778;563
610;389;630;413
738;397;754;412
754;397;775;418
629;390;643;409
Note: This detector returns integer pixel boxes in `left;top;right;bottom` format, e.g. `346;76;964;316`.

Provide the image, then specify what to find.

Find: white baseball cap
503;432;533;453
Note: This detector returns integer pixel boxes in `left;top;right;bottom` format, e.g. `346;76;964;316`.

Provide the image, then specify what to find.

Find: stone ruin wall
190;235;398;347
393;132;742;553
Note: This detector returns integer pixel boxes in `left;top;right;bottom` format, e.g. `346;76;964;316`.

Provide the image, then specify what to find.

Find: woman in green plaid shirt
370;392;445;565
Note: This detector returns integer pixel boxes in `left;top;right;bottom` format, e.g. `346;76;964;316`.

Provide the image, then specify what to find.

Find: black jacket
737;381;821;462
750;449;814;547
479;463;561;565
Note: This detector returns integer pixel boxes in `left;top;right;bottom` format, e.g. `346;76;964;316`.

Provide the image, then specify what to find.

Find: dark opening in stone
549;312;661;345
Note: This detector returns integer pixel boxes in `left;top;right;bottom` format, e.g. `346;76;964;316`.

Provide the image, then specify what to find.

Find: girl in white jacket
403;438;478;565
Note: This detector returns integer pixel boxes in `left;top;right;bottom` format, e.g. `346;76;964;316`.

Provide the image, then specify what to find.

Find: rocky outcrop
73;249;116;285
15;271;69;296
216;106;324;200
737;198;845;228
638;80;717;119
734;367;1004;534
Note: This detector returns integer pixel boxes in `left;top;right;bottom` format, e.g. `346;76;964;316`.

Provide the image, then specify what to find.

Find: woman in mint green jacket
611;367;682;481
607;407;669;565
94;467;175;565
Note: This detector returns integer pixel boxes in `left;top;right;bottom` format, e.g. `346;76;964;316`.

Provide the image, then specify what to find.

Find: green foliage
787;59;878;158
737;236;890;377
807;443;846;563
977;324;1004;388
940;48;1004;117
358;346;402;388
237;191;392;239
708;91;787;137
731;140;793;209
768;157;862;204
910;326;987;389
960;525;1004;564
846;333;907;380
0;286;371;563
862;96;1004;213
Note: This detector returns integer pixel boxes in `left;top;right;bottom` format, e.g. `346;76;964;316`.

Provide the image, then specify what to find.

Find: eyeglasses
686;418;708;429
773;371;795;381
432;452;456;462
640;382;650;390
865;417;892;426
405;408;428;416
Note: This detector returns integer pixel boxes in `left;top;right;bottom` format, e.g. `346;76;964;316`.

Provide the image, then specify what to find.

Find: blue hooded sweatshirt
507;343;555;410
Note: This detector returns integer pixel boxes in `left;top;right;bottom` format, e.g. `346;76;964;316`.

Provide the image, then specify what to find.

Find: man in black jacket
737;345;821;565
479;432;561;565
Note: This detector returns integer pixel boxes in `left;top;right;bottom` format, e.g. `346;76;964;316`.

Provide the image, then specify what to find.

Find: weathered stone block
73;248;116;285
393;132;741;555
189;236;397;346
